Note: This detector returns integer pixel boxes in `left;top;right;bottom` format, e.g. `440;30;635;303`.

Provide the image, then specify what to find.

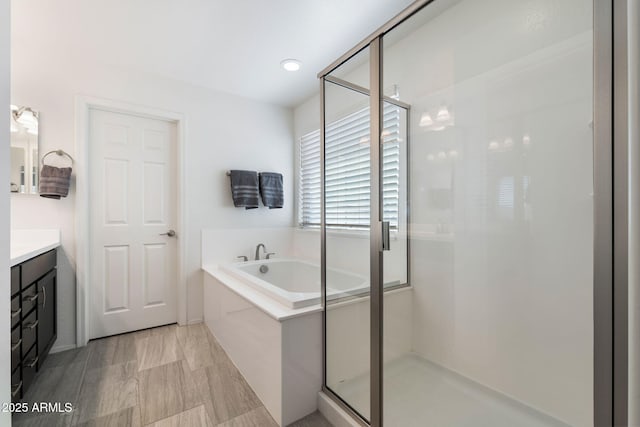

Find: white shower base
330;354;570;427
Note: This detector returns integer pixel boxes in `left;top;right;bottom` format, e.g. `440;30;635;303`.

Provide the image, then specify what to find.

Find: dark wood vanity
10;249;57;402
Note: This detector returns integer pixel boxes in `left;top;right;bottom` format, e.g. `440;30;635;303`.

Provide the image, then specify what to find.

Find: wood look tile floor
12;323;332;427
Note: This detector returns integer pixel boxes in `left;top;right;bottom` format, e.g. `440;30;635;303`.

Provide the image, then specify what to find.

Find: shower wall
295;1;595;425
381;1;593;425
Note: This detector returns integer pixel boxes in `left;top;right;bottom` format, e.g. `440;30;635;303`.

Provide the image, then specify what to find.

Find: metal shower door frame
319;0;625;426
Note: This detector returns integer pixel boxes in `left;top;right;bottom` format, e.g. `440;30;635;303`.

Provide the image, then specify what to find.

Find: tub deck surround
10;229;61;266
203;267;323;426
203;258;413;427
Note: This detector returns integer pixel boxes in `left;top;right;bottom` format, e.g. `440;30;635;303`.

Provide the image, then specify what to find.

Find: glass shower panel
381;0;594;426
323;51;371;420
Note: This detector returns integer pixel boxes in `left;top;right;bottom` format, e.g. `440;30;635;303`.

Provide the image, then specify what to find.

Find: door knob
160;229;176;237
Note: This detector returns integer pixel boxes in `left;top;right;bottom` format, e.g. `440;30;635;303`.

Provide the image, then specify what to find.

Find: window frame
297;103;403;231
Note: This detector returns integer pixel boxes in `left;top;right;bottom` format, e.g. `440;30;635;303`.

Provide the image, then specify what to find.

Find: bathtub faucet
255;243;267;260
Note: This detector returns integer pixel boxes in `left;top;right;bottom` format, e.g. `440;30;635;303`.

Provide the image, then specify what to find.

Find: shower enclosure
318;1;628;426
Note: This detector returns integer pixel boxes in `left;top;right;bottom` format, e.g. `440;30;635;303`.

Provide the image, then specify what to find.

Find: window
298;103;402;229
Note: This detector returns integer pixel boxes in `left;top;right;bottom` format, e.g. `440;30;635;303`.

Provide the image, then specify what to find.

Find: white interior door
89;109;178;339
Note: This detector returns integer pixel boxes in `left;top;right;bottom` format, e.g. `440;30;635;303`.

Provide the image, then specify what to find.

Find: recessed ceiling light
280;59;301;72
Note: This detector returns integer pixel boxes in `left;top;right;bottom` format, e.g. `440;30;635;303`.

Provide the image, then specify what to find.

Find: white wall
202;228;296;267
11;52;294;349
0;0;11;422
388;2;593;425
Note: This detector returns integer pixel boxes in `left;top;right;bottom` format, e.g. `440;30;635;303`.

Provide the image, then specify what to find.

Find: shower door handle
381;221;390;251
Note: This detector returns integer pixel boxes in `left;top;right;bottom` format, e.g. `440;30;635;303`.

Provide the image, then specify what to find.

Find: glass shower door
380;1;594;426
323;48;372;422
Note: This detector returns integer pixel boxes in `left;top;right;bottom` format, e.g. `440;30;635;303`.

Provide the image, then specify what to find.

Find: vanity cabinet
10;249;57;402
11;266;19;296
37;270;56;364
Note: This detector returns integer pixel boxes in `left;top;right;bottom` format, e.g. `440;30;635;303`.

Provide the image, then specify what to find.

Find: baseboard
50;344;77;354
187;318;203;325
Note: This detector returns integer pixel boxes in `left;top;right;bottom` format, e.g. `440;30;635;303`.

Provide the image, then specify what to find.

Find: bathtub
203;258;411;426
220;258;368;309
203;260;324;426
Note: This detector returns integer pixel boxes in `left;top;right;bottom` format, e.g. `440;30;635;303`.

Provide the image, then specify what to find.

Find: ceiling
11;0;414;108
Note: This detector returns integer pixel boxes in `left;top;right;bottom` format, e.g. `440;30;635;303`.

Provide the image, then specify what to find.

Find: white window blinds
298;103;401;229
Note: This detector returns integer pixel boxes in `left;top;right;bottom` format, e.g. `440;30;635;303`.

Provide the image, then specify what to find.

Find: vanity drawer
22;310;37;358
11;365;21;403
21;250;56;289
22;345;38;396
21;284;38;317
11;295;21;329
11;326;21;373
11;266;20;296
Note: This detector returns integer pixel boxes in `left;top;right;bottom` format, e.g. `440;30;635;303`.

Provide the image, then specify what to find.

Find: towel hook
42;149;74;166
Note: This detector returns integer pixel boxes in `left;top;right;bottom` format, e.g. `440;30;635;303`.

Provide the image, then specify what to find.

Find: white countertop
11;229;61;267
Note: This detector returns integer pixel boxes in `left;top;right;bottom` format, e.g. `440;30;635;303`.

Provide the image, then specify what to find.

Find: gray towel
39;165;72;199
230;170;259;209
259;172;284;209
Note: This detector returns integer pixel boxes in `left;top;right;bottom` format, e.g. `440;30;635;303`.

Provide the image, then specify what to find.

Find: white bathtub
220;258;368;309
203;261;324;426
203;258;412;426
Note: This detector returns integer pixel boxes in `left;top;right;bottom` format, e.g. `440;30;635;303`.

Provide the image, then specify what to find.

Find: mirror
10;105;39;194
